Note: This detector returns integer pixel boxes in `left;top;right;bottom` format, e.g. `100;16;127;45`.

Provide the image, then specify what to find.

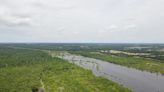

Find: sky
0;0;164;43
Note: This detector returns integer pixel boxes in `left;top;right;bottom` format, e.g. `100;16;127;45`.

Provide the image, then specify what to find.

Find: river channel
58;53;164;92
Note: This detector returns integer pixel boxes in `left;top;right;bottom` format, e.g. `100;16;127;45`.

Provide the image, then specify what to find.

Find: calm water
58;53;164;92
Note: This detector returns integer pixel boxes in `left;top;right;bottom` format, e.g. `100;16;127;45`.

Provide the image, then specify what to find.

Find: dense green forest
0;47;131;92
0;48;52;67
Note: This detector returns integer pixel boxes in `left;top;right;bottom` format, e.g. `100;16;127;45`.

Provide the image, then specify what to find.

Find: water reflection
58;53;164;92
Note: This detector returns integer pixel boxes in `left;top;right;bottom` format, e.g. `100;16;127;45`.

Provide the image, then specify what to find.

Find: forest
0;46;131;92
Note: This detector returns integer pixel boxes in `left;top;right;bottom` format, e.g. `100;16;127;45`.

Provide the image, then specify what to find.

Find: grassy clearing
70;51;164;74
0;48;131;92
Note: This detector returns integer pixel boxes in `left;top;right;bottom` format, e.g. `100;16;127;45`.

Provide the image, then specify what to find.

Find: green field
70;51;164;74
0;47;131;92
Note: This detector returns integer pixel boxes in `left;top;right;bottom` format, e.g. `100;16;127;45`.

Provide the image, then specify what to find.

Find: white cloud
0;0;164;43
108;25;118;30
0;0;34;27
0;14;33;26
123;24;137;30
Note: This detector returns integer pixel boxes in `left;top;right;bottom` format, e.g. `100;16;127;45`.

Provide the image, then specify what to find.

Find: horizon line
0;42;164;44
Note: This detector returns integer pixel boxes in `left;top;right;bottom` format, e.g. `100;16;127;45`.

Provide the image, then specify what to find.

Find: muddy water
58;53;164;92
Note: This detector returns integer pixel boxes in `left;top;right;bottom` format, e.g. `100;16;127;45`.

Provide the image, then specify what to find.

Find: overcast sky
0;0;164;43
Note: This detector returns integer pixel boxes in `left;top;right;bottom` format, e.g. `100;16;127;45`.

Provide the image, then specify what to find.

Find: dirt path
38;79;45;92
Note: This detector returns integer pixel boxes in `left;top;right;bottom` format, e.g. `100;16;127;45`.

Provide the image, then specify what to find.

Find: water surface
58;53;164;92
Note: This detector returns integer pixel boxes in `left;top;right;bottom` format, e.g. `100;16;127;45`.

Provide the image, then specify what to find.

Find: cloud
30;0;76;11
97;24;118;33
123;24;137;30
0;15;33;27
0;0;164;43
107;24;118;30
101;24;136;32
0;1;33;27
